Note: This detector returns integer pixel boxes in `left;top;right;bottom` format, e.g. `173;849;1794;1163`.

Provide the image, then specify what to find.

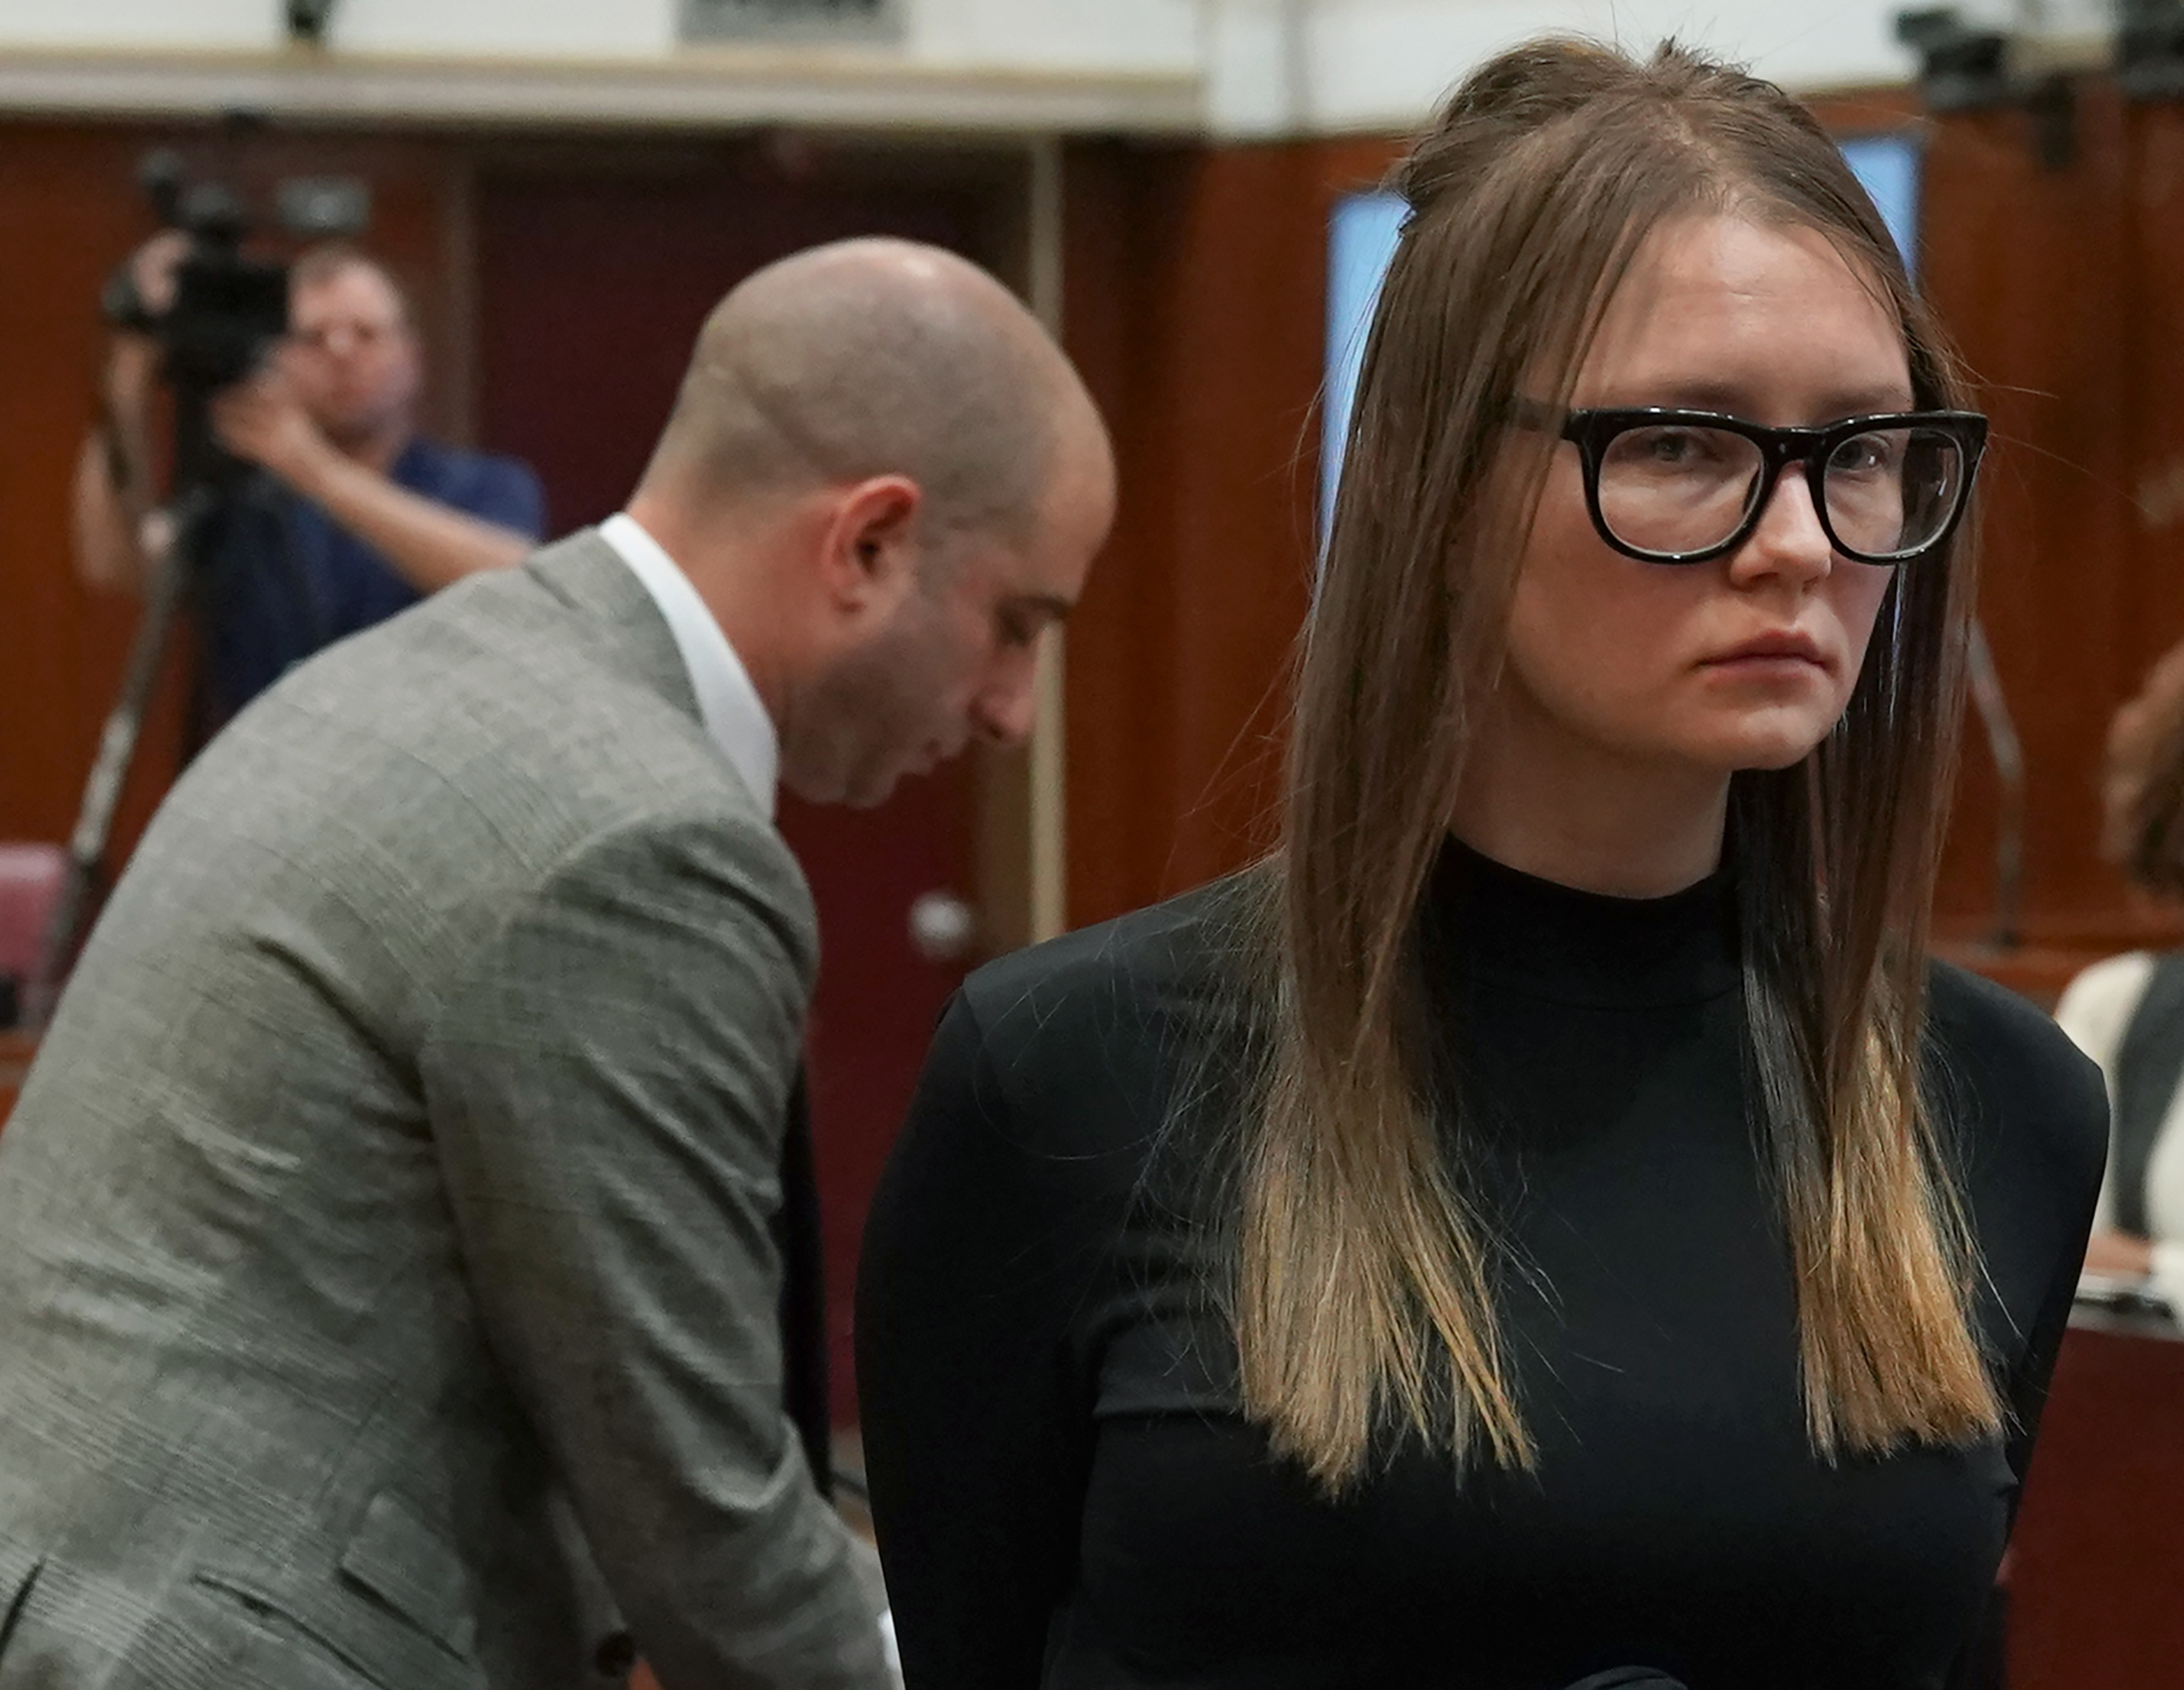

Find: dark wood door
474;162;997;1424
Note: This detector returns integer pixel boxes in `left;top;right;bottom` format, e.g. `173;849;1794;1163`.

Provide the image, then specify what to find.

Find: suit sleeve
419;810;889;1690
856;991;1094;1690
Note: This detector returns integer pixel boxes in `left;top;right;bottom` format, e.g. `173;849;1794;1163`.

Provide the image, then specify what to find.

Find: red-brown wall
1;125;189;863
1060;136;1402;930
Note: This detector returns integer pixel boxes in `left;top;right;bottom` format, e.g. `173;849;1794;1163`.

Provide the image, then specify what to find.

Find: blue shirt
195;436;545;721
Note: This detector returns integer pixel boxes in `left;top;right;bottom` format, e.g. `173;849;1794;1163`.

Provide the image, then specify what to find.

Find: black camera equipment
24;150;368;1028
104;150;369;495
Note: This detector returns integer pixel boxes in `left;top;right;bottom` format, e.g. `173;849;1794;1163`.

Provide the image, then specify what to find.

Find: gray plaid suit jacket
0;530;890;1690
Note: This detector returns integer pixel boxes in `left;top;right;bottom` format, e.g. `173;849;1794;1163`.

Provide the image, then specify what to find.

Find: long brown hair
1231;37;2000;1491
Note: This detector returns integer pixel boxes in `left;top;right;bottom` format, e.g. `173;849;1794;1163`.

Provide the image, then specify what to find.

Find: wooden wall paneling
1056;140;1169;930
2121;101;2184;745
1803;87;1924;133
2006;1322;2184;1690
1152;146;1318;898
0;122;192;863
469;134;1016;537
1920;83;2142;941
1060;135;1402;931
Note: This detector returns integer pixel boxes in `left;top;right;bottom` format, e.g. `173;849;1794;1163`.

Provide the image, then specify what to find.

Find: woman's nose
1728;464;1833;584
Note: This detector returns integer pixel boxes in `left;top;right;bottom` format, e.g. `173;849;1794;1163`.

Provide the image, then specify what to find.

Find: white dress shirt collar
598;513;780;820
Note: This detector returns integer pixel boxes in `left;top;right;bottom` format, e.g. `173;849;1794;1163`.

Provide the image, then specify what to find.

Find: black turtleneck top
856;844;2107;1690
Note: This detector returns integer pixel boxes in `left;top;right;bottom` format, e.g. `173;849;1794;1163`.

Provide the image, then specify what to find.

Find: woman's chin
1729;739;1826;774
1683;708;1840;775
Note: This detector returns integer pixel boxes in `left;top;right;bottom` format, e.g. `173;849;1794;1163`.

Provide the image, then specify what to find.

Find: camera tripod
24;487;218;1030
26;387;344;1031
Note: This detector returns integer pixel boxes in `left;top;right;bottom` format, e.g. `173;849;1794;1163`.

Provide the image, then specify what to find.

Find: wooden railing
2010;1310;2184;1688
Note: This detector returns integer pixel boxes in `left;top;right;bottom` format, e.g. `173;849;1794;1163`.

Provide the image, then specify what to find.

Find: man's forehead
291;263;407;327
993;540;1087;618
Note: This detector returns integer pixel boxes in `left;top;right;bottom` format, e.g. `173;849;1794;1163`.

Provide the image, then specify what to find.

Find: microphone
1561;1672;1689;1690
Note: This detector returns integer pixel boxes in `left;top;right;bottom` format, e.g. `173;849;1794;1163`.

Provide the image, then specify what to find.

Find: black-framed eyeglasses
1515;402;1988;566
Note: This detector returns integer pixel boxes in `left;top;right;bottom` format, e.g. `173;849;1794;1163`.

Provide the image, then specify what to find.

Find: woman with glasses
859;37;2105;1690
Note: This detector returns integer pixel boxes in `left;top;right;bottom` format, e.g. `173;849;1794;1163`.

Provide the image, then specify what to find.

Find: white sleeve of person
2053;950;2156;1238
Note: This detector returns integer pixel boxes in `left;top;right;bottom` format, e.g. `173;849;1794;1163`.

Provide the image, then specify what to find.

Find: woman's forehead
1574;213;1911;415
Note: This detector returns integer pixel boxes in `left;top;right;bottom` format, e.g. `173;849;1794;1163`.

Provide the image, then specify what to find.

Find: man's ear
817;475;924;612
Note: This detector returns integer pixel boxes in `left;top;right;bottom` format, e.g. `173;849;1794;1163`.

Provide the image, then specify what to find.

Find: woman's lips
1703;631;1829;671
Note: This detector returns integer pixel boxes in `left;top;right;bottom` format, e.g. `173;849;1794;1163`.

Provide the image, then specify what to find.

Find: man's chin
782;766;902;812
847;769;910;810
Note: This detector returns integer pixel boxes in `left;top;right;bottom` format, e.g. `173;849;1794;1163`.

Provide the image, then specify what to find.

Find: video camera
100;148;370;434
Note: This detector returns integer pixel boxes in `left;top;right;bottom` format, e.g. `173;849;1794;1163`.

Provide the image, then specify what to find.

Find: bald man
0;240;1114;1690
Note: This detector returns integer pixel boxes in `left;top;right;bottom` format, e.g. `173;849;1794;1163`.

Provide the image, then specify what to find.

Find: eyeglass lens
1594;423;1967;560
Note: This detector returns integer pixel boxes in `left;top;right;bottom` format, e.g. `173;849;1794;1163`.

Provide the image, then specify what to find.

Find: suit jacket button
593;1631;638;1679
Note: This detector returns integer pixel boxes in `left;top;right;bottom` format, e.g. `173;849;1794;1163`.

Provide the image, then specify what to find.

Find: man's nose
971;665;1040;749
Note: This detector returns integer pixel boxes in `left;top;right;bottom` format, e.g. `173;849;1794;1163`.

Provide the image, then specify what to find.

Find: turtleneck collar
1424;833;1742;1009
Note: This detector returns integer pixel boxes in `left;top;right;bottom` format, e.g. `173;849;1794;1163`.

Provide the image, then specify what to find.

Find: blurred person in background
2056;640;2184;1302
859;38;2104;1690
0;237;1113;1690
73;236;544;734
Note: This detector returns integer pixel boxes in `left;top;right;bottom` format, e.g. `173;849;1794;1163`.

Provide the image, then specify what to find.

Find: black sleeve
1996;1044;2110;1509
856;992;1098;1690
1925;961;2110;1512
2000;1200;2092;1517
